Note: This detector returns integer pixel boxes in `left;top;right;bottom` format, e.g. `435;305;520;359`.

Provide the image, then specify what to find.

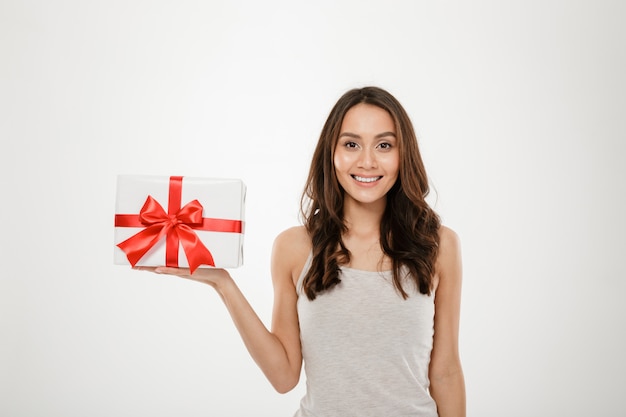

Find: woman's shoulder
434;225;462;289
272;226;311;283
274;226;311;253
438;225;461;252
437;225;462;266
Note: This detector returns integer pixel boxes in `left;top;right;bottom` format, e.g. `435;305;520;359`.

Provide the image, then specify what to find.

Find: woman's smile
351;175;383;184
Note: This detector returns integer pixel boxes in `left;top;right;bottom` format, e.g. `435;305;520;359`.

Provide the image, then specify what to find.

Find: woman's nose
357;147;377;169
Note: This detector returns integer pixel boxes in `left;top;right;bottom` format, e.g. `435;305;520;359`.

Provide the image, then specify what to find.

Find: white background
1;1;624;416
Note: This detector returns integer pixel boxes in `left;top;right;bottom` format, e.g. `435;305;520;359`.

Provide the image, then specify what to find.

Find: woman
140;86;465;416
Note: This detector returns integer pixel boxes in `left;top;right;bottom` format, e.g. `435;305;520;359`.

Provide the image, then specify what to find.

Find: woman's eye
345;141;358;149
378;142;392;150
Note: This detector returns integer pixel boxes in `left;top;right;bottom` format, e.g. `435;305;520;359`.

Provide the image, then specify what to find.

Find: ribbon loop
174;199;204;226
138;196;168;224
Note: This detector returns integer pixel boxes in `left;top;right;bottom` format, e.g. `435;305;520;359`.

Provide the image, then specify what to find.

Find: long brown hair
300;86;440;301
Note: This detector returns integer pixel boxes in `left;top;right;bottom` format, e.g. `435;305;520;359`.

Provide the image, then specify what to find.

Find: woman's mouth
351;175;382;183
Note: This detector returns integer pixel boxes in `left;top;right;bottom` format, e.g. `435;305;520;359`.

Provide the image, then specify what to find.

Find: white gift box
114;175;245;270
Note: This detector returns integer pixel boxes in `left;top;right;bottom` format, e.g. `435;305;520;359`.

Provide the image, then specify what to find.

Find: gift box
114;175;245;271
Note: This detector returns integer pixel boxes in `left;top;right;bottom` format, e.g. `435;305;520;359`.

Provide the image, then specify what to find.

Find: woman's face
333;103;400;208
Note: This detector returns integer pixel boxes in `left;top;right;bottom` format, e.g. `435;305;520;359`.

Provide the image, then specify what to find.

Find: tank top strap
295;252;313;295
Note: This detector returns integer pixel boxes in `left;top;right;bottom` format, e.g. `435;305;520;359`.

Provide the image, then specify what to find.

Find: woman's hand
133;266;233;291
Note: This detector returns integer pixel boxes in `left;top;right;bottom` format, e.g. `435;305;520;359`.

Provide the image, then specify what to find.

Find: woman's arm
136;227;306;393
429;226;466;417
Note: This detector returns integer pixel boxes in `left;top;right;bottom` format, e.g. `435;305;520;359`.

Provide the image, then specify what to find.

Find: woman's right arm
137;227;307;393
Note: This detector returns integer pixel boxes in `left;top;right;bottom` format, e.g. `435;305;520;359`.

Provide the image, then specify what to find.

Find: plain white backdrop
1;1;624;416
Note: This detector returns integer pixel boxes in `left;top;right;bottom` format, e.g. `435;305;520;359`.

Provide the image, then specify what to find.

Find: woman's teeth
352;175;381;183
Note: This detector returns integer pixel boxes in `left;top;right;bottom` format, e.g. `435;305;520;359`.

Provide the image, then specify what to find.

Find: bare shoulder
272;226;311;286
273;226;311;257
434;225;462;290
438;225;461;257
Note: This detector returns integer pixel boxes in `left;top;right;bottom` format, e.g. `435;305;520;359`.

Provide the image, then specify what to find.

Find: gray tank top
294;254;438;417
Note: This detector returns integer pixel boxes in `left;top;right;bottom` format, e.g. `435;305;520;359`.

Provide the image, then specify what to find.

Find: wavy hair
300;86;441;301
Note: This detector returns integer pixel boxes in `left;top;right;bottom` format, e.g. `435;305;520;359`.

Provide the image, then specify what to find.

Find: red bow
116;196;215;273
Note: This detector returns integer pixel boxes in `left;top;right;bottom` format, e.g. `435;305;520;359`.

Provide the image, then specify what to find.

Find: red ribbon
115;176;243;273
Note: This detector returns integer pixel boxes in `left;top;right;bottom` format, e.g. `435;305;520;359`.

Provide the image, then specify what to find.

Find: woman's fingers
155;266;192;276
133;265;193;276
132;265;230;287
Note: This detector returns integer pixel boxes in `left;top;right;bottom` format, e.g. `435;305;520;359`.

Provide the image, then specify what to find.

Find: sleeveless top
293;255;438;417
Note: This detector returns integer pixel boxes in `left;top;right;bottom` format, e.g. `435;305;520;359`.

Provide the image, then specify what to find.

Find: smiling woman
140;86;466;417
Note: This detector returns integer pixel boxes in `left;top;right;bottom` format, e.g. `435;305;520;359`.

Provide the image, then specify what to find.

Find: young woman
139;86;466;416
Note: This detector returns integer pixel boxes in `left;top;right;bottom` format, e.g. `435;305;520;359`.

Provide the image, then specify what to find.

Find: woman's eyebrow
375;131;396;139
338;131;396;139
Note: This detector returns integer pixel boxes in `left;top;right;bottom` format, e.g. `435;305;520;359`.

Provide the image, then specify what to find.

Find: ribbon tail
117;224;169;267
177;225;215;274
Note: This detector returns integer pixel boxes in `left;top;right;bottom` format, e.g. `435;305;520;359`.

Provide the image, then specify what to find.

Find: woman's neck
341;196;390;270
342;197;386;237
